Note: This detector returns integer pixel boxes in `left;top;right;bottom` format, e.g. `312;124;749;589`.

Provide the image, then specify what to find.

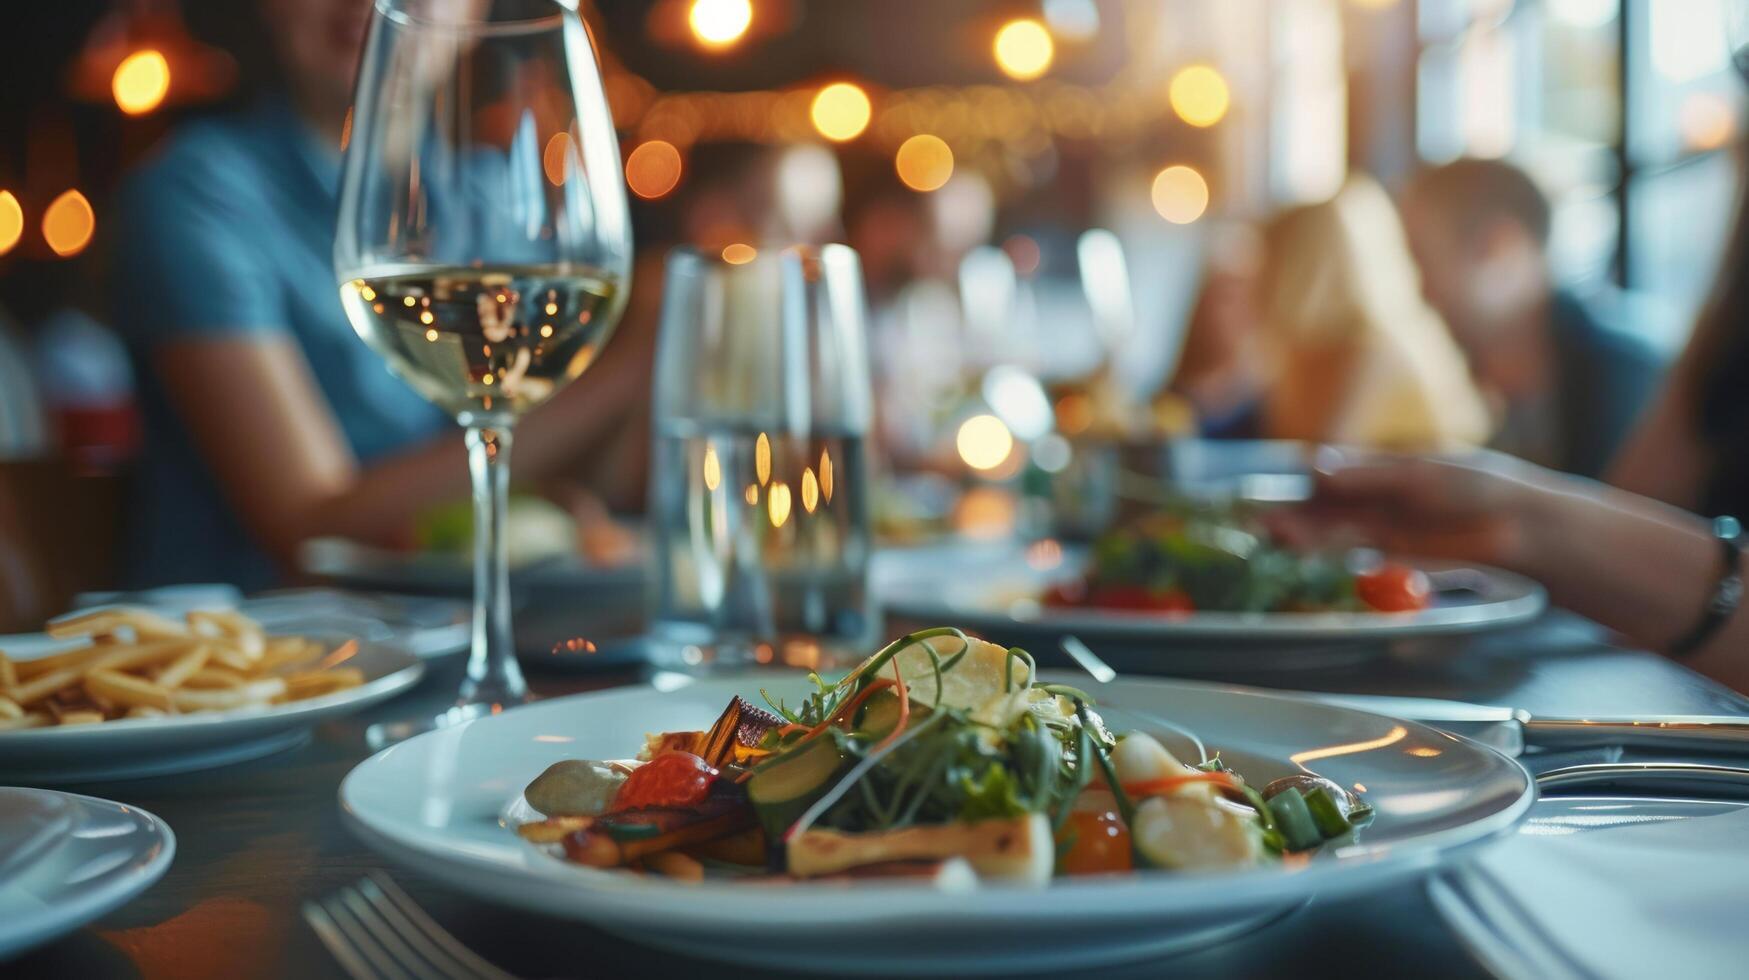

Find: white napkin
1436;807;1749;980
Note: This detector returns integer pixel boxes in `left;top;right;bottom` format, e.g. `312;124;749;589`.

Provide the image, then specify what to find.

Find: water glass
647;245;876;669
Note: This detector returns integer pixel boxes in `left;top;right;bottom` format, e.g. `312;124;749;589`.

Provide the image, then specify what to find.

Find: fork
303;871;519;980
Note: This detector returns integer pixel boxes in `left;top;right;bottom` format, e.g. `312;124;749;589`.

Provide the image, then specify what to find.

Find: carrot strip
871;656;910;753
1122;771;1237;799
779;680;897;749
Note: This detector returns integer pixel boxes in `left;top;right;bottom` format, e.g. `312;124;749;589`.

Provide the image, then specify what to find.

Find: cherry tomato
1057;807;1133;875
610;752;718;811
1042;581;1087;607
1356;564;1431;612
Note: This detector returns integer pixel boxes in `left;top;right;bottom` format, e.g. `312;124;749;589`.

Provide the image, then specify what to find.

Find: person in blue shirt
112;0;649;589
1400;158;1667;478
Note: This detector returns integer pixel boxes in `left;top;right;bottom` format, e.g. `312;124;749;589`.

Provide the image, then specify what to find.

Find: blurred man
1401;159;1664;476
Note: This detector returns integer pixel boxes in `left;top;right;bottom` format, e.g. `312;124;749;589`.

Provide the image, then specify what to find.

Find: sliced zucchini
747;737;845;838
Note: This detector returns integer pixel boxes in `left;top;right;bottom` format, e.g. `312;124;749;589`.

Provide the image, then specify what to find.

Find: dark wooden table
10;610;1748;980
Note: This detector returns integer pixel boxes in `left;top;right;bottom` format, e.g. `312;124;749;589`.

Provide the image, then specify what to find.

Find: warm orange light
1168;64;1230;128
721;242;757;264
113;49;171;116
810;82;872;142
801;467;819;513
820;448;834;502
768;481;792;527
755;431;772;484
1150;165;1209;224
993;19;1054;81
0;191;21;257
543;132;573;186
703;444;722;490
743;483;760;506
689;0;753;48
957;414;1015;471
625;140;683;199
1680;91;1736;151
895;134;954;192
43;190;95;257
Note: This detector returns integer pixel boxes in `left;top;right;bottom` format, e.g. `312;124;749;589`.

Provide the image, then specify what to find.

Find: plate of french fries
0;606;424;783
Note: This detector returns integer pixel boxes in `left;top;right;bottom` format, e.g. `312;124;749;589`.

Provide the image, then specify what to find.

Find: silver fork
303;871;520;980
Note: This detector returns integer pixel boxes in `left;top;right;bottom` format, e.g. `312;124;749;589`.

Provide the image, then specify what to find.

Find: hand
1273;446;1558;569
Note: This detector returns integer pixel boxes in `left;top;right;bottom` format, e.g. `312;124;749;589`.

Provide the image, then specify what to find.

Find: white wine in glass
335;0;631;738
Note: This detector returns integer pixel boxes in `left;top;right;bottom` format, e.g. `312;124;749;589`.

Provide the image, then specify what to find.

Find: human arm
1293;449;1748;691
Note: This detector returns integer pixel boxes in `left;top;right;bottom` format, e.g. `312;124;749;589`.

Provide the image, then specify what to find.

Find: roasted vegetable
787;814;1054;883
611;752;719;812
696;696;785;769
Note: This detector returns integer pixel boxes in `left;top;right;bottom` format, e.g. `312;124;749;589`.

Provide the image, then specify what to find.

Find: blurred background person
1401;159;1665;476
1164;224;1270;439
1254;175;1491;450
112;0;652;590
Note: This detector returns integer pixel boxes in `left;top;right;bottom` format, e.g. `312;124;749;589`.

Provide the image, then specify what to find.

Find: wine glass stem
461;424;528;707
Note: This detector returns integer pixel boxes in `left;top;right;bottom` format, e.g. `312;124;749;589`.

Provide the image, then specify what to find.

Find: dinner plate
875;543;1547;653
0;637;425;785
299;536;645;600
0;787;175;960
340;671;1534;974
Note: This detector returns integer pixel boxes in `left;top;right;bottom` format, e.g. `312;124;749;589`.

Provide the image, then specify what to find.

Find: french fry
0;711;51;730
11;666;89;706
152;646;210;689
516;815;595;843
55;710;105;726
183;667;247;689
168;677;287;712
46;607;189;642
3;606;364;729
84;668;174;711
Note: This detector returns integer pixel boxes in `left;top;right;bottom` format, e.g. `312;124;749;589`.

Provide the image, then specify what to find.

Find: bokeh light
994;19;1055;81
542;132;573;186
1680;91;1736;151
0;192;21;257
721;242;757;264
42;190;96;257
957;414;1015;471
625;140;683;199
1150;165;1209;224
895;134;954;191
113;49;170;116
1168;64;1230;128
810;82;872;141
689;0;753;48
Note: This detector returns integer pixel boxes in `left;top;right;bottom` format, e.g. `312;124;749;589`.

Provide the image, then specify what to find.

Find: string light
1150;165;1209;224
810;82;871;141
625;140;683;199
113;50;170;116
0;191;21;256
993;19;1054;81
1168;65;1230;128
542;132;573;186
42;190;95;257
721;242;757;264
895;134;954;191
957;414;1015;471
689;0;753;49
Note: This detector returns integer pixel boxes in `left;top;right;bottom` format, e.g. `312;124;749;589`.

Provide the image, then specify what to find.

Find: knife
1300;691;1749;758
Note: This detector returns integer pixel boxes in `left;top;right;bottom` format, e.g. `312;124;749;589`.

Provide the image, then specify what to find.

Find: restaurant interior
1;1;1748;978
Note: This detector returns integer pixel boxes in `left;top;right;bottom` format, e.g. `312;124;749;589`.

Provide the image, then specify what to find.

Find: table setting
8;2;1749;980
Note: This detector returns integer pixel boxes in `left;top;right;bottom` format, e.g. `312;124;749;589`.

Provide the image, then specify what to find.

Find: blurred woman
112;0;649;589
1253;175;1491;450
1295;174;1749;692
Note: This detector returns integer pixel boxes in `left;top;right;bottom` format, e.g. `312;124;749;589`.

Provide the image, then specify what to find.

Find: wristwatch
1670;515;1744;659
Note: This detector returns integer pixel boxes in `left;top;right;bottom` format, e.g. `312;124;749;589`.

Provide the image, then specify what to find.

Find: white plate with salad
341;628;1533;974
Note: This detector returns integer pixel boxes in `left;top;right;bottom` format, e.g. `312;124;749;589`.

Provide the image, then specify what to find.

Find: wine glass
335;0;631;736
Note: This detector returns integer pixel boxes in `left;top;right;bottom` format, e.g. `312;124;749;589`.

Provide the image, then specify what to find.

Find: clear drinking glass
334;0;631;732
648;245;877;670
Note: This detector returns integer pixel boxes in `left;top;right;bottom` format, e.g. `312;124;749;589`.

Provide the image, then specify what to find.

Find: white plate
0;637;425;784
0;788;175;960
876;543;1548;647
340;672;1533;975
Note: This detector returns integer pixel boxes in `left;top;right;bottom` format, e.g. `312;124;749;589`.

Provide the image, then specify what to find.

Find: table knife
1302;691;1749;758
